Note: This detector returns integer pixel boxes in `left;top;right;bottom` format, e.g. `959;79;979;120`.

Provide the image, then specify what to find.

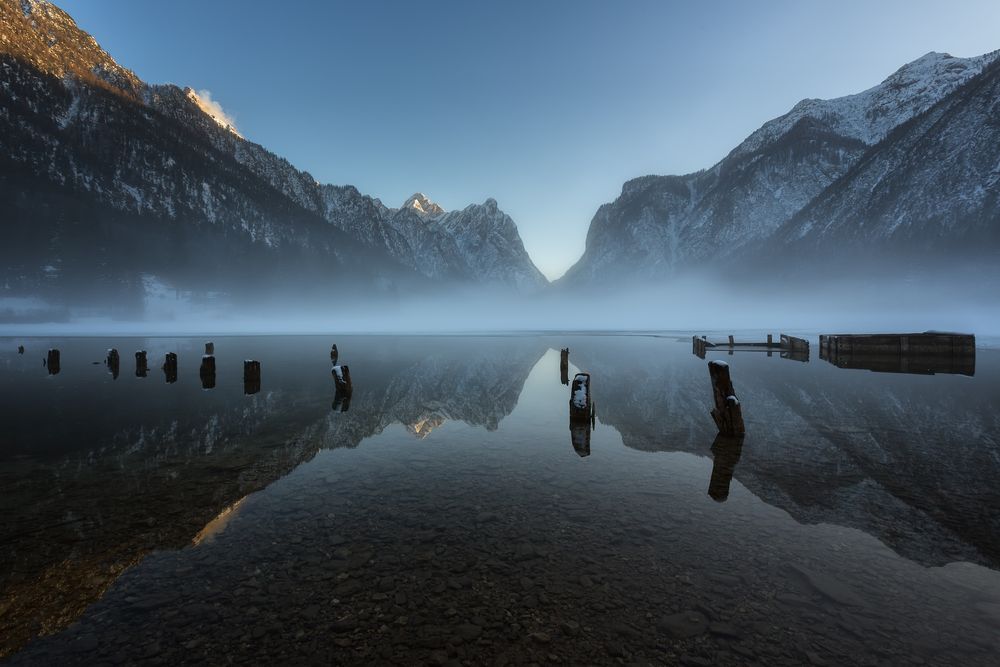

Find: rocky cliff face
561;51;999;286
0;0;545;313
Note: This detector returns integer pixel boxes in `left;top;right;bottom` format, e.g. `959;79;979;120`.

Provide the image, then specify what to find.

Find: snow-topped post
135;350;148;377
200;353;216;390
244;360;261;395
163;352;178;383
332;364;352;395
106;348;120;379
560;348;570;385
330;344;339;364
708;360;744;436
205;341;214;355
46;349;60;375
569;372;592;422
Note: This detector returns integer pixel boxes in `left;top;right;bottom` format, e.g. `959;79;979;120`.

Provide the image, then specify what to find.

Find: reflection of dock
692;333;809;361
819;332;975;376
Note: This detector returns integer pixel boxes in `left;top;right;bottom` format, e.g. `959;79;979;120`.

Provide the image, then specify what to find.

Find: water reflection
1;335;999;664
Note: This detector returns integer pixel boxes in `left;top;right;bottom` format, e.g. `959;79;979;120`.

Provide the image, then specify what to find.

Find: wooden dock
819;332;975;376
692;333;809;361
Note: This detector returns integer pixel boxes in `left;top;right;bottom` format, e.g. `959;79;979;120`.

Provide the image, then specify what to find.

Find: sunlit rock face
0;0;545;308
561;51;1000;286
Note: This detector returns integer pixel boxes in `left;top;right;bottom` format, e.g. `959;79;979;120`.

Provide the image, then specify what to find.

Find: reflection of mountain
0;336;544;657
571;337;1000;569
315;338;547;450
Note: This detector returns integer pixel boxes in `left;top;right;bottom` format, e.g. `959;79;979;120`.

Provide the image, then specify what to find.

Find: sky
57;0;1000;280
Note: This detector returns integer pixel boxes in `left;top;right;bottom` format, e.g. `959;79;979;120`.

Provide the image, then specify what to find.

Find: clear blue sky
58;0;1000;279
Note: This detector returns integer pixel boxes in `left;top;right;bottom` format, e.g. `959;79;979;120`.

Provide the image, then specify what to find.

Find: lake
1;334;999;665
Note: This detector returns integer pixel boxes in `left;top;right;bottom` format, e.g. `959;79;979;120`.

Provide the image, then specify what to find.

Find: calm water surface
1;335;999;665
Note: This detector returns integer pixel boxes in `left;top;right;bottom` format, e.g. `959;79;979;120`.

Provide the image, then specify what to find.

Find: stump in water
163;352;178;384
708;435;744;502
200;355;216;390
569;372;592;422
330;344;339;364
17;345;24;354
332;364;352;395
135;350;148;377
559;348;570;385
205;341;215;355
707;360;744;436
106;348;120;379
47;349;60;375
244;360;261;395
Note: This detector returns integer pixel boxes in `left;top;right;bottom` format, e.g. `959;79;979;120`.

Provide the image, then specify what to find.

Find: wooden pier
693;333;809;361
819;332;975;376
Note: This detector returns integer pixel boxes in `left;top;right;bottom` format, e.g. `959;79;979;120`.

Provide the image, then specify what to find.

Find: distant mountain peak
401;192;445;216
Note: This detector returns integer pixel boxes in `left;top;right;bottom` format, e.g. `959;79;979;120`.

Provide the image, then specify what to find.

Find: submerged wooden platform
819;332;976;376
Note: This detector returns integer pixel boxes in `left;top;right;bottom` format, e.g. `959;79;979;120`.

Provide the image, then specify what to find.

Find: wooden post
708;360;745;436
135;350;148;377
330;344;339;364
17;345;24;354
205;341;214;355
46;349;60;375
332;364;352;395
728;335;735;347
106;348;120;379
244;360;261;395
569;372;592;422
560;348;569;385
163;352;178;383
767;334;773;347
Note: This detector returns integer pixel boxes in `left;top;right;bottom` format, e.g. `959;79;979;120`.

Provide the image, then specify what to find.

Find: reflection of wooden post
244;360;261;395
332;364;352;395
560;348;569;385
570;420;591;457
200;355;216;390
330;344;339;364
708;435;744;502
47;349;60;375
163;353;178;383
708;361;744;436
332;391;351;412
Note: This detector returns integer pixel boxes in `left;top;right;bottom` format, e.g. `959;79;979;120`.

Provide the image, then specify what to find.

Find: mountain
561;50;1000;286
0;0;544;317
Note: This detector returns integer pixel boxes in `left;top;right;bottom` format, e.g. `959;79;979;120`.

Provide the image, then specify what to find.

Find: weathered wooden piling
819;332;975;376
163;352;178;383
46;348;60;375
200;355;216;389
205;341;215;355
17;345;24;354
728;335;735;347
569;372;593;422
708;435;744;502
135;350;148;377
106;348;120;379
330;344;339;364
767;334;773;347
332;364;353;395
244;359;261;395
707;360;744;437
560;348;570;385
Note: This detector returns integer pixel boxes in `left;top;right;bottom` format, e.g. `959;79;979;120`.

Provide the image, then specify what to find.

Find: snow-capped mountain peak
401;192;445;217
